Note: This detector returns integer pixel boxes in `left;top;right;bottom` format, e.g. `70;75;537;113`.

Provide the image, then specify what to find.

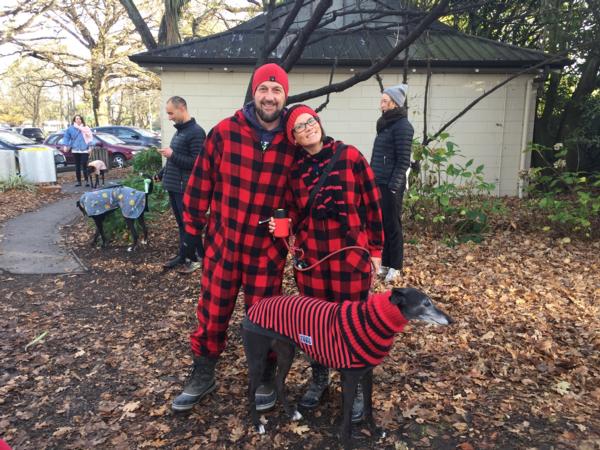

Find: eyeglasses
293;117;319;134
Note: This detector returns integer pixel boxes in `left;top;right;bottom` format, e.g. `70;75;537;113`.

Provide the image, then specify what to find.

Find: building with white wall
131;0;566;196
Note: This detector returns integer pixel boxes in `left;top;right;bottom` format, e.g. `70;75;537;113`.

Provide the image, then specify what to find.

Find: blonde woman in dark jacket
370;84;414;284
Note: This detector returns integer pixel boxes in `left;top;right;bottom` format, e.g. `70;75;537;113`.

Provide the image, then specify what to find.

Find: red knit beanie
285;104;319;143
252;63;289;97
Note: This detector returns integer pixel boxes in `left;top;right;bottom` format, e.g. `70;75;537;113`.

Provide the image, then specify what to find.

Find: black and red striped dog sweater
244;291;408;369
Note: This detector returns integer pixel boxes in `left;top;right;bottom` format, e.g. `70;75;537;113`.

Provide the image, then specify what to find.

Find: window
47;134;63;145
114;128;139;139
0;131;34;145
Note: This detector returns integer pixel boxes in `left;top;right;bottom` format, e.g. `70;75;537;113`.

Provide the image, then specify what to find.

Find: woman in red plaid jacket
275;104;384;420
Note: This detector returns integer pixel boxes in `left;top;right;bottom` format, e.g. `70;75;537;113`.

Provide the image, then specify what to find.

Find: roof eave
129;55;570;71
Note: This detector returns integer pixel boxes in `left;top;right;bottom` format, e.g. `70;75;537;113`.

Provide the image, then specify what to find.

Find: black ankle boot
171;355;217;412
255;357;277;411
299;362;330;409
163;255;185;269
351;383;364;423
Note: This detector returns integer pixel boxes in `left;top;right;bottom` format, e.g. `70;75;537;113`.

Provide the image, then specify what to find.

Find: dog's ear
76;200;87;216
390;288;409;305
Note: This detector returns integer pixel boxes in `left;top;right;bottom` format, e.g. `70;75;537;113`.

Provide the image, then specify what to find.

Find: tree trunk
555;53;600;170
119;0;157;50
32;86;42;127
534;71;562;147
159;0;190;47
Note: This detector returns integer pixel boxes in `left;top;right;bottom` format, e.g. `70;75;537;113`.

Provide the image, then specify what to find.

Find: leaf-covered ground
0;168;130;226
0;187;67;224
0;187;599;449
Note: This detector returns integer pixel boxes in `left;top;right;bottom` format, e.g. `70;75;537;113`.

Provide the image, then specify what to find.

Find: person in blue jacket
370;84;414;284
62;115;93;186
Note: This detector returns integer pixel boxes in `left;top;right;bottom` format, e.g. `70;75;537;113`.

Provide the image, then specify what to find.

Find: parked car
45;131;146;168
13;127;46;143
91;126;161;148
0;130;66;169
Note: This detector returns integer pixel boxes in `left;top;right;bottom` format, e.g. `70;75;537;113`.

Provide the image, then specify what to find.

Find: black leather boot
171;355;217;412
299;362;330;409
255;357;277;411
351;383;364;423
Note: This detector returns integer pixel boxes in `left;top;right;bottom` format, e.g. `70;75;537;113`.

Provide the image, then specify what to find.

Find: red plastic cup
273;209;289;238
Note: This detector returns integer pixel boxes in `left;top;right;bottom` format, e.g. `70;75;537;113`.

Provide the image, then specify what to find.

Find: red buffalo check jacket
183;109;296;263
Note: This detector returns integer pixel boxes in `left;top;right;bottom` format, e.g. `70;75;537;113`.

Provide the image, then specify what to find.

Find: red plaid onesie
287;138;384;303
183;109;296;357
245;291;408;369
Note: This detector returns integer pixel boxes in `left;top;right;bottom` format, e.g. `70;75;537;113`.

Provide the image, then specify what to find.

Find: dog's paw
291;410;302;421
127;245;137;252
140;239;148;245
367;425;386;439
256;424;265;434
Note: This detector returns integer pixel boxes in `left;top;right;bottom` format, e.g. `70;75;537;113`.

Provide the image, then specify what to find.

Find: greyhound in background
76;180;153;252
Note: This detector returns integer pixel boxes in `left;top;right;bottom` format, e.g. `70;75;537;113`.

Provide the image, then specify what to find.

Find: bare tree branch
264;0;304;57
424;47;580;146
422;31;431;143
374;73;384;92
315;58;338;113
44;11;91;47
281;0;333;71
287;0;450;104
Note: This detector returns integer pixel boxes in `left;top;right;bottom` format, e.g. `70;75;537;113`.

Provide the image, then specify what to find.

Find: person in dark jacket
370;84;414;284
159;96;206;272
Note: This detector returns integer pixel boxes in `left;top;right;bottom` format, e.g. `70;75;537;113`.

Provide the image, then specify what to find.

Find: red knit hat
252;63;289;97
285;104;319;143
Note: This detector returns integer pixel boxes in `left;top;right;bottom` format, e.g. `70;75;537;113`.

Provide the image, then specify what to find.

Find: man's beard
255;101;283;123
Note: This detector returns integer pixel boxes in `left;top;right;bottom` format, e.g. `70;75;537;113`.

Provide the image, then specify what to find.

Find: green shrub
132;147;162;174
406;133;499;244
523;143;600;238
0;176;35;192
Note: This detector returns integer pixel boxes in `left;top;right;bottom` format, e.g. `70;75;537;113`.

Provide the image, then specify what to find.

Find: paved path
0;181;120;275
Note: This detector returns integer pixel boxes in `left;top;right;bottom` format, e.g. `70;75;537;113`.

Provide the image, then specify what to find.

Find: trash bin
89;145;111;172
18;147;56;183
0;149;17;181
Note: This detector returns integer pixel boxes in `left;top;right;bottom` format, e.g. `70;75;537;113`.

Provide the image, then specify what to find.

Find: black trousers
169;191;201;261
379;185;404;270
73;152;89;184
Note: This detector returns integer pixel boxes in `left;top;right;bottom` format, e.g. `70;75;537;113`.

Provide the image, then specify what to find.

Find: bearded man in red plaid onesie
171;64;296;413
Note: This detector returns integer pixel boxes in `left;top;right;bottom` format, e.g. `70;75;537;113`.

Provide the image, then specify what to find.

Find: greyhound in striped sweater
242;287;453;449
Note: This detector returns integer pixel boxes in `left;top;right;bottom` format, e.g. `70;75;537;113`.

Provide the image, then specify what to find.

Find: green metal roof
130;2;568;70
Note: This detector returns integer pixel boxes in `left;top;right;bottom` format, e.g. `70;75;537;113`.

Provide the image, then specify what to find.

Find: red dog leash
281;234;373;272
258;217;375;272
